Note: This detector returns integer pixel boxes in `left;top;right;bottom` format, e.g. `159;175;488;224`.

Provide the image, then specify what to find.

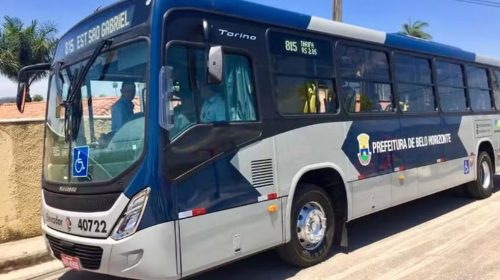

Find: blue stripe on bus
167;0;311;30
213;0;311;30
385;33;476;62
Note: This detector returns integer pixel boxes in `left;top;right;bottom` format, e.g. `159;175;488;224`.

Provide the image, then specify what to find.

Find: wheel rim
296;201;327;250
481;161;491;189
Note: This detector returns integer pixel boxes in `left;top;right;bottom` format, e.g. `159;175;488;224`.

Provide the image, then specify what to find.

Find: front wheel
277;184;334;267
466;151;494;199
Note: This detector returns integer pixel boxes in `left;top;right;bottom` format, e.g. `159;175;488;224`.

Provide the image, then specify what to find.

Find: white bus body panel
179;199;283;277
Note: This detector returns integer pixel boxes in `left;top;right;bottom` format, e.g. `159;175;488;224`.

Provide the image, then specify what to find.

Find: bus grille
43;190;120;212
251;159;275;188
46;235;103;270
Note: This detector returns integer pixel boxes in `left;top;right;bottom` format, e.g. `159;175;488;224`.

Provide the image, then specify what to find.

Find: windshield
44;40;148;184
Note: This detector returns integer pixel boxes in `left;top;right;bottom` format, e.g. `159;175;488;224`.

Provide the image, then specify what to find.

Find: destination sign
64;9;132;56
71;11;130;55
269;31;331;60
284;40;319;56
54;1;150;60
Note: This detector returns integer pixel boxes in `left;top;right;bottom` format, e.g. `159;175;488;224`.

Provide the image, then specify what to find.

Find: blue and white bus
16;0;500;278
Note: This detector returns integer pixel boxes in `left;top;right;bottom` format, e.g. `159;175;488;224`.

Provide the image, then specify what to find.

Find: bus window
166;45;257;139
467;66;493;112
268;31;336;115
493;70;500;110
394;54;435;113
338;45;393;113
436;61;467;112
275;76;336;114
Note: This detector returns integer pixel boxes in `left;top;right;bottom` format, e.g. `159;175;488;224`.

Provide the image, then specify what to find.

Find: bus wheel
278;184;334;267
466;151;494;199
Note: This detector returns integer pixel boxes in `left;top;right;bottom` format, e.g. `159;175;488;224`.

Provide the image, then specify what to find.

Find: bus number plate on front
77;219;107;233
61;253;81;271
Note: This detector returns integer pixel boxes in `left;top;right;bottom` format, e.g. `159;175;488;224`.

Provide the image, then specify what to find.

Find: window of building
394;54;435;113
436;61;467;112
467;66;493;112
338;44;393;113
269;31;337;115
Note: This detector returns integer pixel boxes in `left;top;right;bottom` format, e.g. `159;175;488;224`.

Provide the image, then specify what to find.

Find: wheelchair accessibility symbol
464;160;470;175
72;146;89;177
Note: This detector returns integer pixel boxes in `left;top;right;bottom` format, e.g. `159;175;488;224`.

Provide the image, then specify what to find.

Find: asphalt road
29;178;500;280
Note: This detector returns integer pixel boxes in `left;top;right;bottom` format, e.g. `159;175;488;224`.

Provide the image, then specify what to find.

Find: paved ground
7;178;500;280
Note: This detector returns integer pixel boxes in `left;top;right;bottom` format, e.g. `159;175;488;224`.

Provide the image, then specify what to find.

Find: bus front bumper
42;222;179;280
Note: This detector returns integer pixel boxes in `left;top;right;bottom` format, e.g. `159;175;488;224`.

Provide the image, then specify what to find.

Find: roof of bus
61;0;500;67
166;0;500;67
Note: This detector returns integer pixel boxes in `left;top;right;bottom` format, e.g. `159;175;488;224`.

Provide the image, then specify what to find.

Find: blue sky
1;0;499;97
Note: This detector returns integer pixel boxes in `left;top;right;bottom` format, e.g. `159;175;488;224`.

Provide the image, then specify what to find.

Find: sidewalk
0;236;53;274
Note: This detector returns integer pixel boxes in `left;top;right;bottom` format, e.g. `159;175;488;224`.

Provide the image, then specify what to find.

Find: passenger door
163;12;282;277
393;54;442;200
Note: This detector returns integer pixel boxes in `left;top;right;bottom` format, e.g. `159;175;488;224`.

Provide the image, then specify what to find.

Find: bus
16;0;500;279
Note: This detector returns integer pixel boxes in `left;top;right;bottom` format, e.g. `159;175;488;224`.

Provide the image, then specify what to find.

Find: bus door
163;12;282;276
399;114;442;199
339;44;398;216
392;54;445;198
434;61;471;190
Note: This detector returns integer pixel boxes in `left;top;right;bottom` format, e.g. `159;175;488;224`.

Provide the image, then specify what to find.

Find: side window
467;66;493;112
394;54;435;113
436;61;467;112
269;30;337;115
216;54;257;122
338;44;394;113
493;70;500;110
275;77;336;114
166;45;258;140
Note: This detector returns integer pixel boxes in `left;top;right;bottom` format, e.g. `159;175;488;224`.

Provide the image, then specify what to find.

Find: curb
0;252;54;274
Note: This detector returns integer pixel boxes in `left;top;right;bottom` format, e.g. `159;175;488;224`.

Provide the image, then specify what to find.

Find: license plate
61;253;81;271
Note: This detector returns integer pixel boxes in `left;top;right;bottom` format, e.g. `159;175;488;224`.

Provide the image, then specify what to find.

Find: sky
1;0;499;98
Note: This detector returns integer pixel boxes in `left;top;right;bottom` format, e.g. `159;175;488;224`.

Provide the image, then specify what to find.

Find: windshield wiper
63;39;112;143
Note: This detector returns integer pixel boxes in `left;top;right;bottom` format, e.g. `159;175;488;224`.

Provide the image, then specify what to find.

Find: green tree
32;94;44;102
400;19;432;40
0;16;57;86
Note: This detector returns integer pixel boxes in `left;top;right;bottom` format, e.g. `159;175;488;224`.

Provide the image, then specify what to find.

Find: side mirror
16;82;30;113
207;46;224;84
16;63;51;113
159;66;175;131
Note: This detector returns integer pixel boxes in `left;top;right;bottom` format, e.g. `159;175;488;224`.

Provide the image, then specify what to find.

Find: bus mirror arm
207;46;224;84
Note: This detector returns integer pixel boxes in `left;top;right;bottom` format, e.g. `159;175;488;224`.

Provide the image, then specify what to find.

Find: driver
111;81;136;133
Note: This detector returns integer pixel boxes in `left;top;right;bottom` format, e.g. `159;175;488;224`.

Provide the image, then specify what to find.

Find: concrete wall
0;121;44;243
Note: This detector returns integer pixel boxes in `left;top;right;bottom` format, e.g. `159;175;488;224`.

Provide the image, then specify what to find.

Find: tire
277;184;335;267
466;151;494;199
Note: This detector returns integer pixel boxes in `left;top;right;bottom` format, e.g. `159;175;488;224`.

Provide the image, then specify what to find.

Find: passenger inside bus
111;81;136;133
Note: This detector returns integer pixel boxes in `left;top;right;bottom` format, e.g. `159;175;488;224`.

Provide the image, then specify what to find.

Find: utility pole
333;0;343;22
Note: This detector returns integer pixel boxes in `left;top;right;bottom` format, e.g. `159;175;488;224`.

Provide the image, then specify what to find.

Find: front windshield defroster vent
251;159;275;188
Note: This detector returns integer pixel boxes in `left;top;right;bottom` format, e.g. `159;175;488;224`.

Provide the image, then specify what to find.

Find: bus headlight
111;188;151;241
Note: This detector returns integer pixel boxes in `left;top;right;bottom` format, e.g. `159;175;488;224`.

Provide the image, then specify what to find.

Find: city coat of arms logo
357;133;372;166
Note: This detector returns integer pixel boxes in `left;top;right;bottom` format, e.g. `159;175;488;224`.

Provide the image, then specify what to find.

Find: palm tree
400;19;432;40
0;16;57;86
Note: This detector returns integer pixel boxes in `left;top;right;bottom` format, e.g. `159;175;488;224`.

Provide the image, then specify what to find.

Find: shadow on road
59;177;500;280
